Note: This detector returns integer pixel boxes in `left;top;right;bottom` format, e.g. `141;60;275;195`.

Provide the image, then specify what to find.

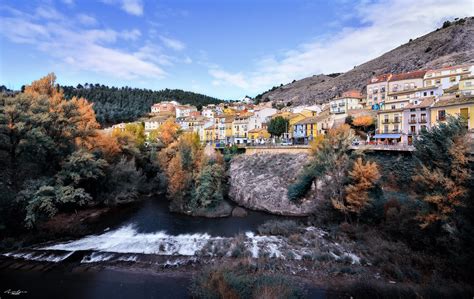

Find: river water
1;198;321;299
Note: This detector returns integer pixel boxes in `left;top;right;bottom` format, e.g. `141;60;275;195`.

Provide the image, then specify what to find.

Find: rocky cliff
228;153;318;216
260;17;474;106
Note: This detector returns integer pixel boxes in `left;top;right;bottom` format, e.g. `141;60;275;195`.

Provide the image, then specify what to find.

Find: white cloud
62;0;74;6
102;0;144;16
35;6;63;20
77;14;97;26
209;0;473;94
159;35;186;51
0;9;165;80
121;29;141;40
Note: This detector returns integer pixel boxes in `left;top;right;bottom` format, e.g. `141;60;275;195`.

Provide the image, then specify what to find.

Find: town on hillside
109;64;474;150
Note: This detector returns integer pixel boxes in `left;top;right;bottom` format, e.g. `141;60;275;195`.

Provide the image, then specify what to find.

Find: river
1;198;327;299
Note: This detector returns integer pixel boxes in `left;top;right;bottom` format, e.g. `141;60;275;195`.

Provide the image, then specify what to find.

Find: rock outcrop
228;153;318;216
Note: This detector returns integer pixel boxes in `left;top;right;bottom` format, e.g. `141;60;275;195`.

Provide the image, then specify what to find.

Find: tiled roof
432;95;474;108
404;97;436;109
248;128;266;133
389;70;427;82
368;74;392;84
426;64;473;74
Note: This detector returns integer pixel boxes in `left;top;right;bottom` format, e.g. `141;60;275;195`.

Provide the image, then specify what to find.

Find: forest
60;83;223;125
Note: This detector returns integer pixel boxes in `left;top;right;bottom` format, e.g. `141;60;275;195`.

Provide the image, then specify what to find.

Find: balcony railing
382;119;390;124
392;118;401;123
408;119;417;124
419;118;427;123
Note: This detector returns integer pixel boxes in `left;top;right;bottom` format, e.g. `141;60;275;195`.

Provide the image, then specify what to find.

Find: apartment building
329;90;364;115
424;64;474;90
402;97;435;145
366;74;392;110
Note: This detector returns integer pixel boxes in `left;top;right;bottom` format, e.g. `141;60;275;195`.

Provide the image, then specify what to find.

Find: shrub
257;220;301;237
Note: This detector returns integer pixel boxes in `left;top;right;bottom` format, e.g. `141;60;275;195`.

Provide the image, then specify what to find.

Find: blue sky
0;0;472;100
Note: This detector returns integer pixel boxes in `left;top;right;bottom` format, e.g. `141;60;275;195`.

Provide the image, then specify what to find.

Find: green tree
267;116;289;137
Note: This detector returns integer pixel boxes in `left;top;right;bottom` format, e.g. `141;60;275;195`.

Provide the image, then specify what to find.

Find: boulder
228;153;319;216
231;207;248;217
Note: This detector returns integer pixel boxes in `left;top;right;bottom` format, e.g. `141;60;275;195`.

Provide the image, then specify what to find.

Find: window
368;88;373;94
410;109;416;112
460;108;469;119
404;83;409;90
381;87;386;93
384;125;389;133
391;105;396;110
423;91;427;96
430;91;434;95
393;96;398;100
466;81;472;87
421;125;427;131
410;83;415;89
410;126;416;133
392;84;398;92
420;108;426;111
393;124;399;132
400;103;404;108
450;76;456;82
438;110;446;121
435;79;441;84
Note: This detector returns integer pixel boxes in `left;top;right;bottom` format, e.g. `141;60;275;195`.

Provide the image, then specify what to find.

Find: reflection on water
116;197;290;237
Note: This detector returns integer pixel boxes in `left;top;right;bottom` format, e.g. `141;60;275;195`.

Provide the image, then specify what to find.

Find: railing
382;119;390;124
419;118;427;123
392;118;401;123
408;119;417;124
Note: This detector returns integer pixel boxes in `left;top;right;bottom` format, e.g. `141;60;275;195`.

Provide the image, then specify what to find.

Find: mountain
258;17;474;106
62;84;224;125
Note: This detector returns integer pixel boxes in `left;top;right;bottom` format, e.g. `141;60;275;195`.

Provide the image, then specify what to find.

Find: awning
373;134;402;139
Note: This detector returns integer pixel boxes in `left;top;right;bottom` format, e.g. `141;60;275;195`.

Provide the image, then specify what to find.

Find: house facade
366;74;392;110
401;97;435;145
424;64;474;90
430;95;474;131
175;105;198;118
329;90;364;114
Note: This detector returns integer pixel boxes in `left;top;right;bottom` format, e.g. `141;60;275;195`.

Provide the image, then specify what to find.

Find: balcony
408;119;417;124
392;129;400;133
338;103;345;107
392;118;401;123
382;119;390;124
437;116;446;121
419;118;427;123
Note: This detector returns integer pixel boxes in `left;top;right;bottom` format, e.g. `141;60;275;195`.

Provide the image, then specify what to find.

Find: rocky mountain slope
260;17;474;106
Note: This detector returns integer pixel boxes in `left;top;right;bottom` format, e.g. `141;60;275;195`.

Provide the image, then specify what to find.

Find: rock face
231;207;248;217
228;153;318;216
260;17;474;106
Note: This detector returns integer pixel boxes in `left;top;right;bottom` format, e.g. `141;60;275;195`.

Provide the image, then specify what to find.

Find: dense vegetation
0;74;162;236
61;84;223;125
267;116;290;138
287;118;474;286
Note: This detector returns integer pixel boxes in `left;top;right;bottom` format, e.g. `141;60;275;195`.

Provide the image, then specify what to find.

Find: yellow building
459;76;474;96
202;124;217;143
430;95;474;131
248;128;270;143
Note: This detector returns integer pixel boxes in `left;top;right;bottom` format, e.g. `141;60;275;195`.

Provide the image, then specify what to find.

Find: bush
190;263;304;299
257;220;301;237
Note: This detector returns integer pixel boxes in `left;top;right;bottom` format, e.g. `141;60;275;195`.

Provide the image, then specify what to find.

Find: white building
248;107;277;131
329;90;364;115
175;105;198;118
424;64;474;90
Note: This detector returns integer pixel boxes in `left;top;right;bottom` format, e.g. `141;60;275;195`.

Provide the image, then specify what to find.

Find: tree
352;116;374;132
334;158;380;220
412;117;471;229
156;118;181;146
267;116;289;137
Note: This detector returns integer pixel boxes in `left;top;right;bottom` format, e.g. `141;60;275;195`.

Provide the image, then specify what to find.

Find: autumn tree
412;117;472;229
352;115;374;132
332;158;380;221
153;118;181;146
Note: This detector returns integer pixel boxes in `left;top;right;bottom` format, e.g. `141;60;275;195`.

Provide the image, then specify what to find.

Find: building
201;123;217;144
215;115;234;145
202;107;216;119
232;113;252;144
175;105;198;118
329;90;364;115
402;97;435;145
144;115;173;136
111;122;126;132
459;76;474;96
271;112;306;141
375;70;428;142
293;116;319;144
248;107;277;131
424;64;474;90
430;94;474;131
248;128;270;144
366;74;392;110
151;101;178;114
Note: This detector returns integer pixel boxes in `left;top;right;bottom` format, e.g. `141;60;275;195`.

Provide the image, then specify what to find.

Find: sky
0;0;473;100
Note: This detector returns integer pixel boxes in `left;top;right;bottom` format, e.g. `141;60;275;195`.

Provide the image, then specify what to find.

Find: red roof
368;74;392;84
341;89;363;98
389;70;427;82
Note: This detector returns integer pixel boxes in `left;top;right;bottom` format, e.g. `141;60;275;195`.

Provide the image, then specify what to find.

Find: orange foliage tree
352;116;374;131
334;157;381;220
156;119;181;146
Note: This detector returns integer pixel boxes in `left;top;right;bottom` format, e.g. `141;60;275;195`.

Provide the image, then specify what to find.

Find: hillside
62;85;224;125
259;17;474;106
